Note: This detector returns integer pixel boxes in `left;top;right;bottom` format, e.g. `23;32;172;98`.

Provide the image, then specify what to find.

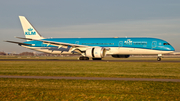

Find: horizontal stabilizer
5;40;32;46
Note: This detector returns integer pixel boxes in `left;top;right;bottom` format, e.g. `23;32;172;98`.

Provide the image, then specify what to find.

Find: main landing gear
92;58;102;60
78;57;102;60
78;56;89;60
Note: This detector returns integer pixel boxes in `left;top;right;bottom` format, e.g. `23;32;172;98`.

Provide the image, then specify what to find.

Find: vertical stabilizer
19;16;44;40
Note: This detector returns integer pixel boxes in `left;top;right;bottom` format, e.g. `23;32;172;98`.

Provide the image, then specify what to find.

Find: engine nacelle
85;47;106;58
111;55;130;58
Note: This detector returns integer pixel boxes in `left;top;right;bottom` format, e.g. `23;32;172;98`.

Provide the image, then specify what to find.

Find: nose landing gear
157;57;161;61
157;54;162;61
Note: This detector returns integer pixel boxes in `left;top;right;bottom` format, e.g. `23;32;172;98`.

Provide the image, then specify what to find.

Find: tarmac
0;59;180;62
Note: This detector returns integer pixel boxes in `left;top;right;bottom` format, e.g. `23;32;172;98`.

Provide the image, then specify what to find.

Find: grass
0;60;180;79
0;78;180;100
0;57;180;100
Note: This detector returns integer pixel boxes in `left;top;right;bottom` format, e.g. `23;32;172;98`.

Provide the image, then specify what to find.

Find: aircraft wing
16;37;91;48
5;40;32;46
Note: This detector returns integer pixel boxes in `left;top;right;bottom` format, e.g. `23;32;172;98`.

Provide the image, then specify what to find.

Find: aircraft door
118;41;123;51
118;41;123;47
152;41;157;48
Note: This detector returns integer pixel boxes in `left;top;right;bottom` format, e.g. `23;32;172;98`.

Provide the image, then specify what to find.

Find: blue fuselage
24;37;175;52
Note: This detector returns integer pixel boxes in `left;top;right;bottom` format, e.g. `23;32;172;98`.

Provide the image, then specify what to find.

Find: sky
0;0;180;53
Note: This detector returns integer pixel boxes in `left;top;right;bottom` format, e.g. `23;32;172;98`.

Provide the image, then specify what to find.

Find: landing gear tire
157;57;161;61
92;58;102;60
78;57;89;60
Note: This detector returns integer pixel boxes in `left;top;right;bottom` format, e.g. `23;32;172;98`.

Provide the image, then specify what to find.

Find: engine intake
86;47;106;58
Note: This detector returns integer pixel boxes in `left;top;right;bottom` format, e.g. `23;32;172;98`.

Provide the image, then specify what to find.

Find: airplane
5;16;175;61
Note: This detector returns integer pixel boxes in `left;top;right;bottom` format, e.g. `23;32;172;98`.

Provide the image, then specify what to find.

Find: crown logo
28;28;33;31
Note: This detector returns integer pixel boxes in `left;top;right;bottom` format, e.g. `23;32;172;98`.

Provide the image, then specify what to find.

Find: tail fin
19;16;44;40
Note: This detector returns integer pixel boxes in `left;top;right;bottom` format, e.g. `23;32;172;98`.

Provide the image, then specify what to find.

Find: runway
1;75;180;82
0;59;180;62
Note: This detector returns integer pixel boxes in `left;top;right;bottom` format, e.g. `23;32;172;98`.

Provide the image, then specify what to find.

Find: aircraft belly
107;47;173;55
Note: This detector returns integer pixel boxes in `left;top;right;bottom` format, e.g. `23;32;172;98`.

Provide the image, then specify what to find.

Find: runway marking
1;75;180;82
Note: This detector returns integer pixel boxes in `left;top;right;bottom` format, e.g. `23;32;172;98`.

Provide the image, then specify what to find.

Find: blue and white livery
6;16;175;61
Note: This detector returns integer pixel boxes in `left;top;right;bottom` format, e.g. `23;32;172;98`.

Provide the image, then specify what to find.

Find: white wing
16;37;92;49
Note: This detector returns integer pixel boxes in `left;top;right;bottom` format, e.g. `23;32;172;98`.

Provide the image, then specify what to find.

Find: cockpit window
163;43;170;45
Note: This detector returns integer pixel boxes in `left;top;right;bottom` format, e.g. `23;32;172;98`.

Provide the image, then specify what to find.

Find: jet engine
85;47;106;58
111;55;130;58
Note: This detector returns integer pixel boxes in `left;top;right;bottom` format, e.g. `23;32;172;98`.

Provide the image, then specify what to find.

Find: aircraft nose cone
170;46;175;51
